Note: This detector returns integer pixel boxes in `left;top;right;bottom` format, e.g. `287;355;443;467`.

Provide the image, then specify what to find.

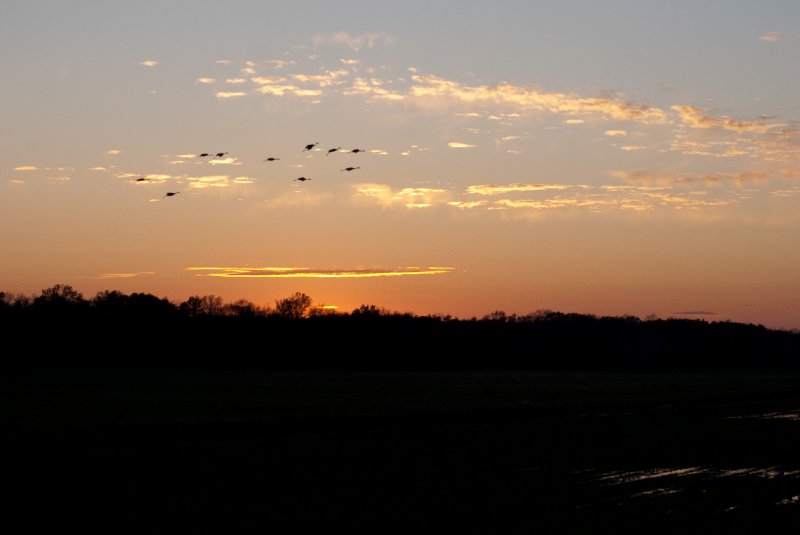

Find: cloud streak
186;266;454;279
313;31;396;51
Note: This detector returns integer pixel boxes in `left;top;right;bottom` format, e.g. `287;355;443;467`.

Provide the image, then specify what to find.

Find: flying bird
350;148;365;153
294;177;311;182
164;191;180;197
263;157;280;162
215;152;229;158
198;153;210;157
303;142;318;152
326;146;342;156
341;166;360;172
132;177;148;182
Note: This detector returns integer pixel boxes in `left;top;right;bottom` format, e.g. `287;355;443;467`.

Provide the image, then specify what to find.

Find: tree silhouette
180;295;225;317
274;292;312;319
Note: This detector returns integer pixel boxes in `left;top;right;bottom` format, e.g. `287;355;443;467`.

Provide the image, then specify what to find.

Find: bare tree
274;292;312;319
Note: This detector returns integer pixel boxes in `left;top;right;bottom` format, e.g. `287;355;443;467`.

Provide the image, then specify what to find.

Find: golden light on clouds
197;77;216;84
759;33;780;42
466;184;574;195
186;266;455;279
107;149;121;155
140;60;159;67
448;142;476;148
353;183;449;208
14;165;38;171
216;91;247;99
96;272;155;280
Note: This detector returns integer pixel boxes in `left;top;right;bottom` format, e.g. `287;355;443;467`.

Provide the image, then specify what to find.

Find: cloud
612;169;769;186
107;149;121;155
225;78;247;84
448;142;476;149
90;166;108;171
208;157;237;165
619;145;646;151
605;130;628;137
265;59;294;69
466;184;573;195
564;119;585;125
197;77;216;84
140;60;158;67
216;91;247;99
96;272;155;280
313;31;396;51
340;59;359;66
216;59;232;65
759;33;780;42
187;175;231;188
293;69;350;87
671;105;772;133
14;165;37;171
186;265;454;279
8;179;25;185
408;74;669;124
352;183;449;208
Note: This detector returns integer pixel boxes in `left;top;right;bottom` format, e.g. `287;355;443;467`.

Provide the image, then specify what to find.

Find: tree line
1;284;798;371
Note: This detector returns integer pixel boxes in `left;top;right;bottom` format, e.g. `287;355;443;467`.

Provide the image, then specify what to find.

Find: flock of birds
132;144;366;198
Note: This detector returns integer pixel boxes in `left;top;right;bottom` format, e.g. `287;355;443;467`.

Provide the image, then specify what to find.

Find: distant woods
1;284;798;371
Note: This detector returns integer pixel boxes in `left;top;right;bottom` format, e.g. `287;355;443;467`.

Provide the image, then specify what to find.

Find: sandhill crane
327;146;342;156
350;148;365;153
263;157;280;162
215;152;228;158
303;142;318;152
198;153;210;157
133;177;148;182
164;191;180;197
294;177;311;182
341;166;360;172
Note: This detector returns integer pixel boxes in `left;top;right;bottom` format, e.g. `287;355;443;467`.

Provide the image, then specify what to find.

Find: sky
2;0;799;329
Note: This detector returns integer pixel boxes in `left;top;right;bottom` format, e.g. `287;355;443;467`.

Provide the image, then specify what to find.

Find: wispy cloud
671;105;772;133
313;31;396;51
612;169;769;186
448;142;475;149
107;149;121;155
759;33;780;42
265;59;294;69
408;75;669;124
186;265;454;279
605;130;628;137
466;184;574;195
96;272;155;280
140;60;159;67
186;175;246;189
14;165;37;171
225;78;247;84
216;91;247;99
197;77;216;84
352;183;449;208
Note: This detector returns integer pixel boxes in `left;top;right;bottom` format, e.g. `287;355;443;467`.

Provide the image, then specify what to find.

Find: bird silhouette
198;153;210;157
164;191;180;197
263;157;280;162
350;148;365;153
133;177;148;182
303;142;318;152
341;166;360;172
326;146;342;156
294;177;311;182
215;152;228;158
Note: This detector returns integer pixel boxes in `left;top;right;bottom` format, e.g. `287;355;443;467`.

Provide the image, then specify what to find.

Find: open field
4;370;800;533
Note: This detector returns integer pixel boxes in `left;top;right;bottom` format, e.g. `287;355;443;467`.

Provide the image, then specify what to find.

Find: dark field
4;370;800;533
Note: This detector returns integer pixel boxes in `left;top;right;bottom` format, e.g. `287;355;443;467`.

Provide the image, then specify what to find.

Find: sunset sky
2;1;799;329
